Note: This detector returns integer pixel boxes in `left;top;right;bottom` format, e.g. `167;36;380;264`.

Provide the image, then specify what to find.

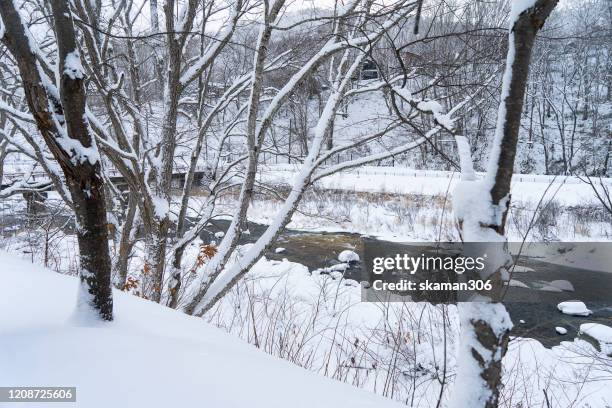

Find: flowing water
202;220;612;348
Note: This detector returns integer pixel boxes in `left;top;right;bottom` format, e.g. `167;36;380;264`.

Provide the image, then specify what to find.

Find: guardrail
4;164;610;186
2;164;213;184
261;164;612;185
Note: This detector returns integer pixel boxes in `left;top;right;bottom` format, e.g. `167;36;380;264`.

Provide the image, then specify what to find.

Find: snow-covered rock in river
313;263;349;276
555;327;568;335
338;250;359;263
580;323;612;356
549;280;574;292
511;264;535;273
557;301;592;316
275;247;286;254
508;279;529;288
214;231;225;238
541;285;563;292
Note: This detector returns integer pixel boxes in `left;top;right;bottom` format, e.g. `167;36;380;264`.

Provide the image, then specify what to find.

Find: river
202;219;612;348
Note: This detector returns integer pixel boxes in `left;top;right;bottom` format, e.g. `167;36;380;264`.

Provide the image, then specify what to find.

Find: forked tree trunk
0;0;113;321
451;1;557;407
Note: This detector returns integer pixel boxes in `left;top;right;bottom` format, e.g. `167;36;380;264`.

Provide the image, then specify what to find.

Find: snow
416;100;454;130
450;302;513;408
580;324;612;343
517;243;612;273
313;262;349;275
580;323;612;343
557;301;592;317
540;285;563;292
510;0;537;23
63;50;84;80
548;280;574;292
511;264;534;273
274;247;285;253
555;326;568;335
455;136;475;179
580;323;612;354
508;279;529;288
337;249;359;263
0;251;402;408
151;195;170;219
261;165;609;206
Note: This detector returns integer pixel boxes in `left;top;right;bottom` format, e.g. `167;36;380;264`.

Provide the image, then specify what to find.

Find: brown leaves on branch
189;244;217;274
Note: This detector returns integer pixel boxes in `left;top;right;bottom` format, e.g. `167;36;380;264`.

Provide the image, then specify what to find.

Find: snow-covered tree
0;0;114;321
451;1;558;406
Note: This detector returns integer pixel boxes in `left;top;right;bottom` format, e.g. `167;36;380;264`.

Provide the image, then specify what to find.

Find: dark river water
202;220;612;348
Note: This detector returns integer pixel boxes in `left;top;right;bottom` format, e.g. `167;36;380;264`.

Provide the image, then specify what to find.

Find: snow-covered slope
0;252;402;408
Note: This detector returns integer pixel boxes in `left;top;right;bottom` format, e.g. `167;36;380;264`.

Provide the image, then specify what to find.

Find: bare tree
451;1;558;407
181;0;482;316
0;0;113;320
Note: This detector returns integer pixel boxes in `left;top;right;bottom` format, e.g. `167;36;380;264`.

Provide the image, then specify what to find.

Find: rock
541;285;563;292
557;301;592;317
511;264;534;273
555;326;568;335
549;280;574;292
313;263;349;276
338;250;359;263
275;247;286;254
508;279;529;288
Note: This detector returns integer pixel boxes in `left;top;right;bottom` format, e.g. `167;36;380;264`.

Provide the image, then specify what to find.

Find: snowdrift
0;252;401;408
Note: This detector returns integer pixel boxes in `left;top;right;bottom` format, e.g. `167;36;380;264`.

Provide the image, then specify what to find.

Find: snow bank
580;323;612;355
557;301;592;317
260;165;610;206
0;252;401;408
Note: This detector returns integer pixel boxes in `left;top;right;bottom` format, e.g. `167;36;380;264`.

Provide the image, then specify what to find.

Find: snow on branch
179;2;244;86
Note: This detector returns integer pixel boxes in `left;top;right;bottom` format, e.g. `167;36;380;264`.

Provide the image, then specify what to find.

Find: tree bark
488;0;559;223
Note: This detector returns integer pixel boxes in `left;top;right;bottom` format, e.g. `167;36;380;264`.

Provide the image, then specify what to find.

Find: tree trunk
452;1;558;407
149;0;159;33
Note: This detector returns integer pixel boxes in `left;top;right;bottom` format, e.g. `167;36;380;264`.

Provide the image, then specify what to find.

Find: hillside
0;252;402;408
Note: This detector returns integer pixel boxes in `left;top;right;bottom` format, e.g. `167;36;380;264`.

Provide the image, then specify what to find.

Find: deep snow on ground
0;251;403;408
1;243;611;406
1;164;611;407
206;250;612;407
